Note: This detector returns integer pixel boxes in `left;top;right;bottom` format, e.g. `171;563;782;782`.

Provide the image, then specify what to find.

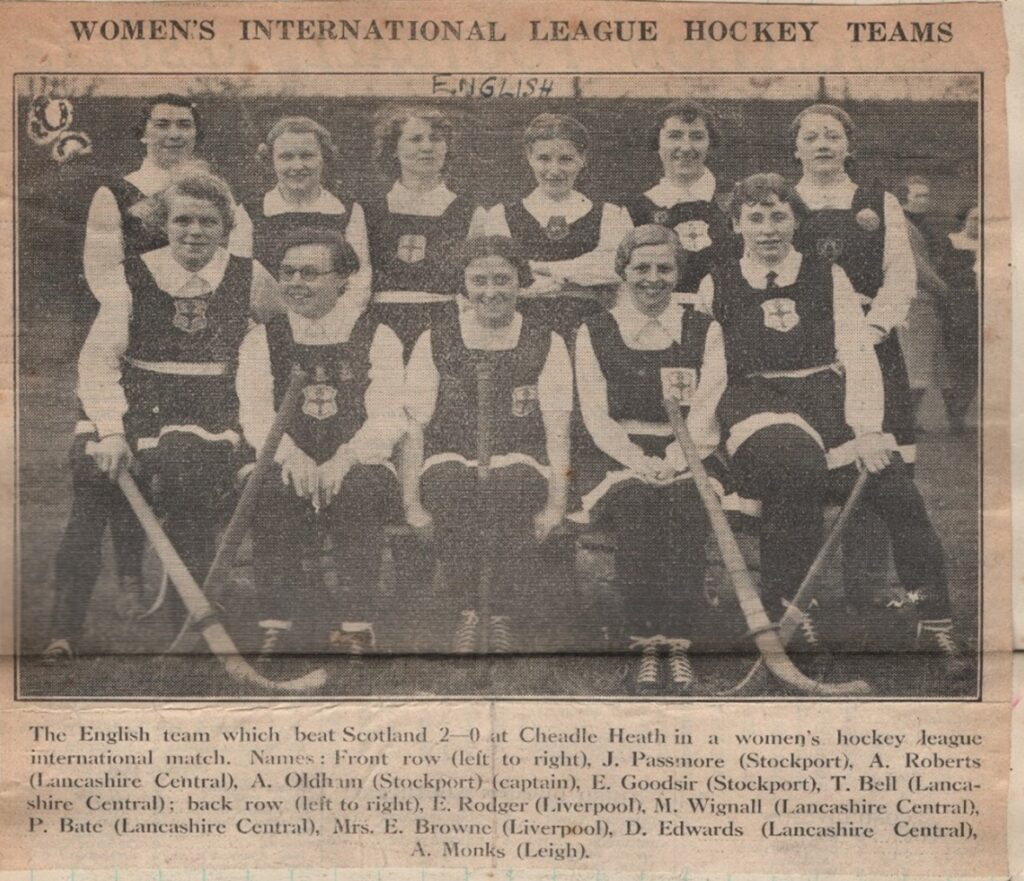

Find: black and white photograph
14;72;982;700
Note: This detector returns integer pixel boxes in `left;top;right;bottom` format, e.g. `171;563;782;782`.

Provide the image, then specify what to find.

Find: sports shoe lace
629;636;662;685
489;616;512;654
665;638;694;686
259;627;285;657
783;598;819;647
454;610;479;654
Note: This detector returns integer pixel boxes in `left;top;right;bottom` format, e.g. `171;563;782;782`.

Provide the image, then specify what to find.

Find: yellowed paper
0;1;1013;878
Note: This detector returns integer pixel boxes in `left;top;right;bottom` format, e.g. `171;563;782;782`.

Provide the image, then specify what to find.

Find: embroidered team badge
302;367;339;421
816;237;843;263
511;384;539;417
761;297;800;333
674;219;712;252
172;297;209;334
652;209;670;226
660;367;698;406
396;234;427;264
545;215;570;241
856;207;881;231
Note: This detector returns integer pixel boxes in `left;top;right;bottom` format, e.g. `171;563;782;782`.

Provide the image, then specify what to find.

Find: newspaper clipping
0;1;1013;878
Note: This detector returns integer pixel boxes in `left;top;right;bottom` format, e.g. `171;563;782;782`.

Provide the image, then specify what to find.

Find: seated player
363;104;478;357
235;115;371;307
51;171;278;660
624;101;734;298
45;94;210;660
237;228;405;659
403;236;571;654
698;173;966;675
574;225;720;693
478;113;632;341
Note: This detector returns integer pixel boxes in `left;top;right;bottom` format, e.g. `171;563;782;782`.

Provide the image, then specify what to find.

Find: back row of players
46;94;967;692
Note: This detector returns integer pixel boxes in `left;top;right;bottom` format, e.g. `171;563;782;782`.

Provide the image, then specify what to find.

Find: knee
152;433;234;506
733;425;827;499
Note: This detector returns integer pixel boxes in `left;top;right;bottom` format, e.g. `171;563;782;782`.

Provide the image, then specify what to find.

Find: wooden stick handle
664;398;870;696
777;470;870;645
202;366;308;594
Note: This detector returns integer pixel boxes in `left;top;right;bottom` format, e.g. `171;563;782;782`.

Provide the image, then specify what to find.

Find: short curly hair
372;104;454;179
789;103;856;169
522;113;589;154
276;226;360;278
727;172;809;224
455;235;532;294
649;100;721;151
256;116;338;170
614;224;687;279
147;171;236;236
134;93;202;143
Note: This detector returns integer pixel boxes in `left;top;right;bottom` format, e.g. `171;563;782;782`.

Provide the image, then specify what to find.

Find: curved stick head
224;656;328;695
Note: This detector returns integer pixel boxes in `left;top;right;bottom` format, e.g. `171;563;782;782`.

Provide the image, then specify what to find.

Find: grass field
15;318;980;702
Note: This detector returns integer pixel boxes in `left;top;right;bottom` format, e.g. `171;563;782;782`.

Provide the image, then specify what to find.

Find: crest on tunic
396;234;427;264
511;384;539;417
172;297;209;334
652;209;670;226
816;237;843;263
674;219;712;252
302;368;339;421
544;215;570;242
761;297;800;333
660;367;698;406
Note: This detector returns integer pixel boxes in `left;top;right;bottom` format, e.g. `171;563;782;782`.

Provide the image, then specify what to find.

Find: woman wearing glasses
236;226;406;659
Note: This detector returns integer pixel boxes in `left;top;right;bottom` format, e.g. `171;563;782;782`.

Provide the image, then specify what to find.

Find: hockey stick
722;469;871;696
475;356;496;656
118;470;327;694
165;366;308;653
663;399;871;697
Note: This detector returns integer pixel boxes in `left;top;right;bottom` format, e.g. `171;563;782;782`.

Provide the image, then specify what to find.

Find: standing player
46;95;208;660
479;113;633;341
236;228;406;658
363;104;477;356
574;225;720;693
625;101;734;298
45;172;278;661
403;236;572;654
699;173;965;675
82;93;203;297
234;116;371;310
789;103;919;611
791;103;918;464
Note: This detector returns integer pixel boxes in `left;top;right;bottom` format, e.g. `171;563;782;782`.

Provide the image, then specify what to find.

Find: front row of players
46;169;967;691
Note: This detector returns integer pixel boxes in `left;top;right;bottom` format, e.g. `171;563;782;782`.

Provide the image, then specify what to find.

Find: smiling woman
236;115;372;312
363;104;479;357
402;235;572;657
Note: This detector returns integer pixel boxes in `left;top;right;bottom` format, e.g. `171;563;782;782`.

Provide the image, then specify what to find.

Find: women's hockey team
41;94;976;693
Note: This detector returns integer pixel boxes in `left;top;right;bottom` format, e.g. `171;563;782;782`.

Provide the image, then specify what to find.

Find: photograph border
11;69;986;705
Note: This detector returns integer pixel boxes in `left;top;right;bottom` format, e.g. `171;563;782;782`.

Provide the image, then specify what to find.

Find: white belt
128;358;229;376
621;420;675;437
373;290;455;305
750;362;841;380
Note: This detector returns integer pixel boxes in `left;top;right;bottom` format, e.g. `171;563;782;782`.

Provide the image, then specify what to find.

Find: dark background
17;93;979;368
14;85;981;697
